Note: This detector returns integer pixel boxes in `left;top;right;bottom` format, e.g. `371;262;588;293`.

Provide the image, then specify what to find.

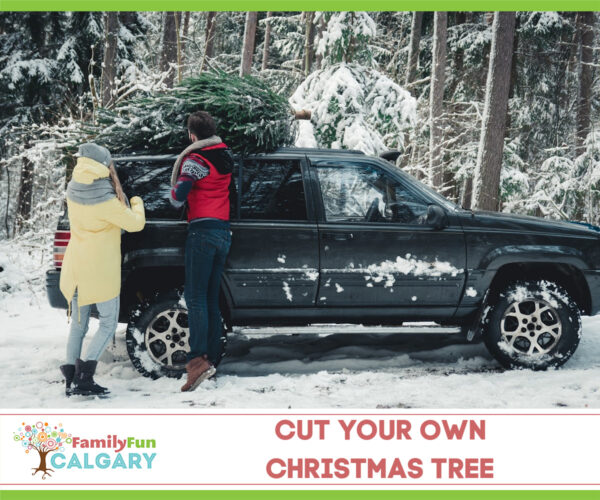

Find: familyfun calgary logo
13;420;157;480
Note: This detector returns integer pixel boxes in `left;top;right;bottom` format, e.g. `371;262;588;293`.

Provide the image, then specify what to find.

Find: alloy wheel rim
145;308;190;368
500;298;562;355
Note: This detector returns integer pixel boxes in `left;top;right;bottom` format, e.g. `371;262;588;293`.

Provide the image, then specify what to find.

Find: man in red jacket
170;111;234;391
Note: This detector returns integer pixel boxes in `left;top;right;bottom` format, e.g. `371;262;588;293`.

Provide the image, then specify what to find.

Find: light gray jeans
66;291;120;364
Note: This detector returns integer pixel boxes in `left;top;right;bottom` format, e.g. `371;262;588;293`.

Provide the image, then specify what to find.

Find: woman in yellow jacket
59;143;145;396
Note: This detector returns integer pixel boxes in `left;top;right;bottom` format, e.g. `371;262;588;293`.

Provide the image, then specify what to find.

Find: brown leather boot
181;355;216;392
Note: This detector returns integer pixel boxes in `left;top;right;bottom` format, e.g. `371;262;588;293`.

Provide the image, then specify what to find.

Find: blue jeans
184;222;231;363
66;291;120;364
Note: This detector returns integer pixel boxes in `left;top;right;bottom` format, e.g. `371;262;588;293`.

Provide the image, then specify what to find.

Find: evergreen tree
92;71;296;155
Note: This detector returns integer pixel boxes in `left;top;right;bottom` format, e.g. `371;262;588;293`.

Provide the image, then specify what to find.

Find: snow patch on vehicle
335;284;344;293
277;255;286;264
363;255;462;288
304;270;319;281
411;296;417;302
465;287;477;297
234;268;319;284
283;282;293;302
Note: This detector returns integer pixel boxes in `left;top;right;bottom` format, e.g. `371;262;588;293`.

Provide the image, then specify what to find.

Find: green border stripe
2;492;600;500
2;1;600;10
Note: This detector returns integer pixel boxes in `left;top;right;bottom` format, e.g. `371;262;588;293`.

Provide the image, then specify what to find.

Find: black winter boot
72;359;109;396
59;364;75;396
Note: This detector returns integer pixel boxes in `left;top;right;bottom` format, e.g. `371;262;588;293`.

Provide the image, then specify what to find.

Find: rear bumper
46;269;68;310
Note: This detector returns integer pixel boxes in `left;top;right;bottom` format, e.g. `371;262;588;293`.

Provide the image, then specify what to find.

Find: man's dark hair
187;111;217;140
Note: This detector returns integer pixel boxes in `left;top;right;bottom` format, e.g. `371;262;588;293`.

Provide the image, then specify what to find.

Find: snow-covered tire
125;290;227;379
483;280;581;370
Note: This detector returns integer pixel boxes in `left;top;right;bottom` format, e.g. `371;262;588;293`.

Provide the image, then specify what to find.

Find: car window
117;161;177;219
315;163;428;224
240;159;307;221
118;159;240;220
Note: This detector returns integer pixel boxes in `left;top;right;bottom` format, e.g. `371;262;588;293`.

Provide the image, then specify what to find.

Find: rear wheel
483;280;581;370
126;290;227;379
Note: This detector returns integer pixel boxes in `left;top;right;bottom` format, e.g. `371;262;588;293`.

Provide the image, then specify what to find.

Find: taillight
54;230;70;269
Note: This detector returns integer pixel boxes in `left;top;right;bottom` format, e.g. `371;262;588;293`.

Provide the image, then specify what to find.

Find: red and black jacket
170;143;235;222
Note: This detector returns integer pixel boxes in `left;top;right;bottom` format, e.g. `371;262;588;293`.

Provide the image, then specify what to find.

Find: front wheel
125;290;227;379
483;280;581;370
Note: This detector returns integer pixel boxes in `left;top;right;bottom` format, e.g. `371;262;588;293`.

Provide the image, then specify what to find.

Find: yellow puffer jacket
59;157;146;308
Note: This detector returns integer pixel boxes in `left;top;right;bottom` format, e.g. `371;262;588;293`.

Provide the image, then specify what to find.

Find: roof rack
113;147;368;162
272;147;366;155
112;153;177;162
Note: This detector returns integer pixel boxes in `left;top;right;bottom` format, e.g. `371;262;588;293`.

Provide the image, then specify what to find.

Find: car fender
477;244;589;271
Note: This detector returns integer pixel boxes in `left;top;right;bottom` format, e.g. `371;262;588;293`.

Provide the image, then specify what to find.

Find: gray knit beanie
77;143;112;167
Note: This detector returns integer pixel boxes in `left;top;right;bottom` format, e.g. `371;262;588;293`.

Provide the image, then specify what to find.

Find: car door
225;155;320;307
310;157;466;316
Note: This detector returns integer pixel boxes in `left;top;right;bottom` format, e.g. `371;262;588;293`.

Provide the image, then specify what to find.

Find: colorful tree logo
13;421;71;479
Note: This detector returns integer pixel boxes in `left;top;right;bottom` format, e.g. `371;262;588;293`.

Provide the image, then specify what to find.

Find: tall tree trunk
473;12;516;212
160;12;178;87
315;16;326;70
261;12;272;71
101;12;118;107
447;12;466;98
303;12;316;76
240;12;258;76
576;12;595;156
429;12;447;190
200;12;217;73
405;11;423;88
175;12;182;84
181;11;191;54
461;177;473;209
3;163;11;237
205;12;217;58
16;149;34;231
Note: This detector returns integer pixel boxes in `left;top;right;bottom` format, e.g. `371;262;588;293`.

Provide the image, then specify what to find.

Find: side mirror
426;204;448;230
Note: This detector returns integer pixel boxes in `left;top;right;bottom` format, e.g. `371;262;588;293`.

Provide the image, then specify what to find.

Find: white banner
1;410;599;488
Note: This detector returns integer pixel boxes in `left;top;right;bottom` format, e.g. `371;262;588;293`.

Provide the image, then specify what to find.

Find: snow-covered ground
1;241;600;409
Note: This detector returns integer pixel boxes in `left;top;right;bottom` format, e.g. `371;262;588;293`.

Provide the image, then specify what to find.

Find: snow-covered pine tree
291;64;416;155
0;13;90;233
291;12;417;155
258;13;306;95
316;12;377;66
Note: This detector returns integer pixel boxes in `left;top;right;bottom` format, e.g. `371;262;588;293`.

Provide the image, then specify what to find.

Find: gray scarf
66;177;116;205
170;135;222;187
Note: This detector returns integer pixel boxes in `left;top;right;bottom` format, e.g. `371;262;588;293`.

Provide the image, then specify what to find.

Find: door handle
322;232;352;241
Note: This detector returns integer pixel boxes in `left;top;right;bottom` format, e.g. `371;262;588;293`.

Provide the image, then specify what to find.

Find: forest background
0;11;598;250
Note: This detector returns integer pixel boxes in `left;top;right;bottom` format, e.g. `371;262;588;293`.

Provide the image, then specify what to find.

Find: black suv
46;147;600;377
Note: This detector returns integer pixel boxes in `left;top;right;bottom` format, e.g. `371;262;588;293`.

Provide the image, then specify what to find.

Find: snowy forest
0;11;599;243
2;11;600;408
